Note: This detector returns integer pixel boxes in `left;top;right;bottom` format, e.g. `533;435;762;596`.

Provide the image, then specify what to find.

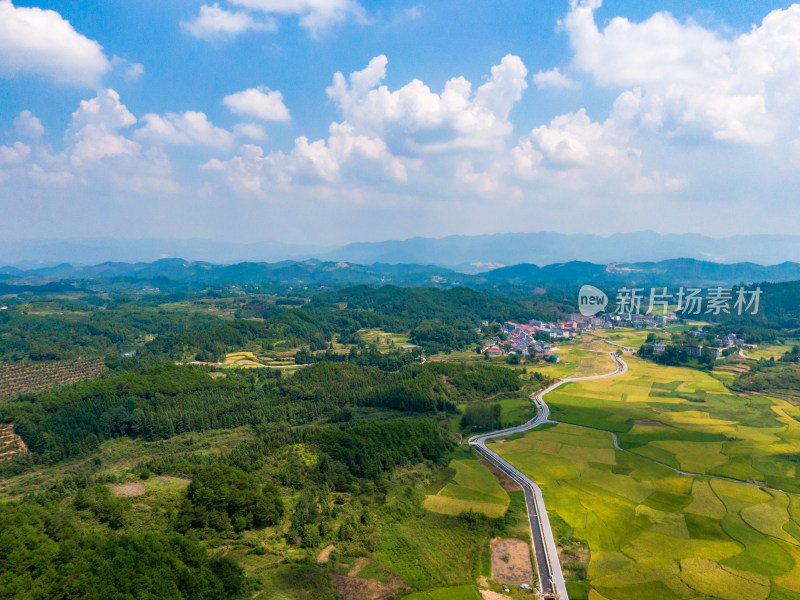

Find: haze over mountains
5;231;800;273
4;257;800;290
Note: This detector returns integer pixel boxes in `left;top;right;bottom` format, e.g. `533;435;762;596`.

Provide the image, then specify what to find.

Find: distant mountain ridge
0;258;467;288
3;257;800;288
324;232;800;271
484;259;800;286
6;232;800;271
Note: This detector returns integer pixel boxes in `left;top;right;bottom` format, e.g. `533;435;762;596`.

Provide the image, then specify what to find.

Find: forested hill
1;361;520;465
0;342;527;598
4;256;800;292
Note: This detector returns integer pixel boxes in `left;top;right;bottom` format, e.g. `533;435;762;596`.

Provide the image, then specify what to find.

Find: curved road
469;352;627;600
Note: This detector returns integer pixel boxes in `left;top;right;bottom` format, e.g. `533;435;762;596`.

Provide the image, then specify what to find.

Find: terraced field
357;328;411;349
0;424;27;461
495;354;800;599
424;458;510;518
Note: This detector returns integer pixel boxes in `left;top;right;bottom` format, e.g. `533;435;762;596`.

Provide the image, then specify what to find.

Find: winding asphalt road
469;352;627;600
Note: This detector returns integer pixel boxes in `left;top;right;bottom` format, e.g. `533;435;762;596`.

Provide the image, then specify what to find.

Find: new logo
578;285;608;316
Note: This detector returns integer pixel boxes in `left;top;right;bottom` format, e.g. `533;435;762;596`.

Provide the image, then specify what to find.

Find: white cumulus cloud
136;111;234;149
0;0;109;86
512;108;685;194
223;87;291;121
234;123;268;140
182;3;276;40
229;0;365;36
326;54;528;154
202;144;289;193
14;110;44;138
564;0;800;144
67;89;139;165
533;68;578;90
111;56;145;81
0;141;30;165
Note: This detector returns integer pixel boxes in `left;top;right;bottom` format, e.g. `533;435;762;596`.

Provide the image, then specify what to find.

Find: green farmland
424;457;510;518
402;585;482;600
495;355;800;600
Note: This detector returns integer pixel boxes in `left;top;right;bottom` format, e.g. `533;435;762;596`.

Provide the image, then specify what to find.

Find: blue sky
1;0;799;245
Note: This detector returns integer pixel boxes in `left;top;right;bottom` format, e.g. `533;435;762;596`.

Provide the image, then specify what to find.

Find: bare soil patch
633;418;668;427
480;591;512;600
111;482;146;497
491;538;533;585
348;557;371;577
317;544;334;563
480;458;521;492
333;574;395;600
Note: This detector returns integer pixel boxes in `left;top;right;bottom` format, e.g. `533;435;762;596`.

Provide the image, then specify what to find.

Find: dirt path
480;591;512;600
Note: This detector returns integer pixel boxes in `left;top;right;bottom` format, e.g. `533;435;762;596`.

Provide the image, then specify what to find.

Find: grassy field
357;328;412;349
591;327;653;350
494;352;800;600
401;585;482;599
450;391;538;434
744;341;800;361
424;457;510;518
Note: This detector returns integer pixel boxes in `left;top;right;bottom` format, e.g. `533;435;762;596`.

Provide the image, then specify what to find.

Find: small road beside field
469;352;627;600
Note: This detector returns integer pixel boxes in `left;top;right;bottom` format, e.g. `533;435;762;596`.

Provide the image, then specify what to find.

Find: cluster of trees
426;362;520;400
0;301;222;363
176;465;284;534
297;345;418;370
732;358;800;395
0;501;246;599
702;281;800;341
460;403;503;431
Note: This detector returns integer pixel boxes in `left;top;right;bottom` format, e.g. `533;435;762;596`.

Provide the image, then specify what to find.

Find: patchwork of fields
495;355;800;600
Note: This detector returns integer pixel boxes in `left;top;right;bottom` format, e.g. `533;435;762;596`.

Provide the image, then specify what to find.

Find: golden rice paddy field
494;353;800;600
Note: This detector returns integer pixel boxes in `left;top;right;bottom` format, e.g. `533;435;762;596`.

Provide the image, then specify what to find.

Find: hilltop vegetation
2;280;800;600
0;291;527;600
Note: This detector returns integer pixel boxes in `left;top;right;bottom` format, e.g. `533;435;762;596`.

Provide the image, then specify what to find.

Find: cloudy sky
1;0;799;245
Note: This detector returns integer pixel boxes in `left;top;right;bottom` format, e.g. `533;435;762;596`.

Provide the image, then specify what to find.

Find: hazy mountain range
6;232;800;272
4;257;800;290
